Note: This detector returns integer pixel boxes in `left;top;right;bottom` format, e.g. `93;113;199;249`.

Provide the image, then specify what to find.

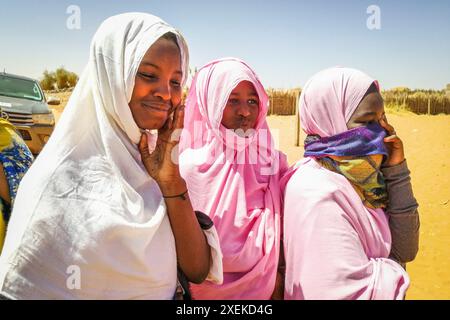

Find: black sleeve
195;210;214;230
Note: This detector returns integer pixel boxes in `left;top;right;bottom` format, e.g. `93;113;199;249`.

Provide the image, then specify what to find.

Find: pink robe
179;58;288;299
282;67;409;300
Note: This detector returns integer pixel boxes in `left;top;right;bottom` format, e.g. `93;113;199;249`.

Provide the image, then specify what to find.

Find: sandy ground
48;91;449;299
267;113;450;300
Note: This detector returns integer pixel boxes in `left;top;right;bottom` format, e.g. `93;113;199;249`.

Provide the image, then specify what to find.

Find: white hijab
0;12;221;299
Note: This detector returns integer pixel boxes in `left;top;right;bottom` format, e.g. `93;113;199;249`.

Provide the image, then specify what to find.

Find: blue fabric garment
0;121;33;252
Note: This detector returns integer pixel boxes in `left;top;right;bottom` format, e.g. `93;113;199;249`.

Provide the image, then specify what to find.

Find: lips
142;102;171;112
238;121;251;128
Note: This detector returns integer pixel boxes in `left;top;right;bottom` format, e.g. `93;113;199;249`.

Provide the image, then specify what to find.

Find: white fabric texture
0;12;222;299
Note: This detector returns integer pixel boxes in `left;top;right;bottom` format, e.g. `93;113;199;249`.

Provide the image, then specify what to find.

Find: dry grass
383;91;450;115
266;89;450;116
267;88;301;115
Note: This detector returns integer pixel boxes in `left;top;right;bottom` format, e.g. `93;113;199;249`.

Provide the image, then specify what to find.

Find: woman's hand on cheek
138;104;185;186
380;116;405;167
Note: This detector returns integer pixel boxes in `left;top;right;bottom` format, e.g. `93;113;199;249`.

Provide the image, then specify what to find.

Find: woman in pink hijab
282;67;420;300
179;58;288;299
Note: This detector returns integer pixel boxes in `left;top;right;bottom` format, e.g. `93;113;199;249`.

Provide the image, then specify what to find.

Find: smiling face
221;81;260;132
128;34;182;130
347;83;385;129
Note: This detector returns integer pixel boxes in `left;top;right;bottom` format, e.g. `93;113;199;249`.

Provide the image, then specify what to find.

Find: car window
0;76;43;102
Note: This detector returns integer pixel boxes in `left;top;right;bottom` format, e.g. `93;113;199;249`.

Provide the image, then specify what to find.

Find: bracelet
162;189;189;200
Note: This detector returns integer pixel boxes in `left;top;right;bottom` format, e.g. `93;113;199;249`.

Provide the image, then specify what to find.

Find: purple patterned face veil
304;122;388;159
304;122;389;209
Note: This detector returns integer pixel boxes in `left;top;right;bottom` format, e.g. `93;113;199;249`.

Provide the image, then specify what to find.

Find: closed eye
138;72;157;80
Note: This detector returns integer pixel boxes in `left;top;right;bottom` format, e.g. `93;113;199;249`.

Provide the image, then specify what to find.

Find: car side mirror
47;97;61;106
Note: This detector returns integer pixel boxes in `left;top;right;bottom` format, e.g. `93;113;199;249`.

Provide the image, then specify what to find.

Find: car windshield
0;76;43;102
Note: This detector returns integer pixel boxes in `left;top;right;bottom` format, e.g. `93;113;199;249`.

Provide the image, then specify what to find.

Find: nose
237;103;251;117
154;83;171;101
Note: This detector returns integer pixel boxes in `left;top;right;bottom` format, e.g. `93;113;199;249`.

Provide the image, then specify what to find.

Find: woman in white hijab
0;12;222;300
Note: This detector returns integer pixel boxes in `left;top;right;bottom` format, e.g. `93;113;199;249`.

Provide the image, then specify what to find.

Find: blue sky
0;0;449;89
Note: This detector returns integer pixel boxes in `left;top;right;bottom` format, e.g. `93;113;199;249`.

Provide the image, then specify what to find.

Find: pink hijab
179;58;288;299
282;67;409;300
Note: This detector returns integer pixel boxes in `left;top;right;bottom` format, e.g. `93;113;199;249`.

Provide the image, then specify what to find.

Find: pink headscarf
179;58;288;299
282;67;409;299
